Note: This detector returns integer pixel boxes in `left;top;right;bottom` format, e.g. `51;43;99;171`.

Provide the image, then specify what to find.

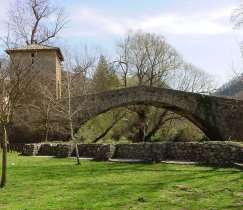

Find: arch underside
78;100;221;140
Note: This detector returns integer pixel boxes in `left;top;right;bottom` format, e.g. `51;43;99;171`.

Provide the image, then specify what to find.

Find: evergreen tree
93;55;119;92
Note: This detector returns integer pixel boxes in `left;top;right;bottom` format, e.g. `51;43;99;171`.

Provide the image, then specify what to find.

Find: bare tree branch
7;0;69;45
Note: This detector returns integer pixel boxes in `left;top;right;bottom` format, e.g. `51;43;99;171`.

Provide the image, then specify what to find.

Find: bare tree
61;43;97;95
219;3;243;100
226;9;243;83
0;0;68;188
168;62;216;94
38;45;97;164
0;39;39;187
113;31;183;141
114;35;131;87
112;31;216;142
7;0;69;45
115;31;182;87
30;76;56;142
63;71;81;165
25;44;97;144
231;0;243;29
40;71;82;164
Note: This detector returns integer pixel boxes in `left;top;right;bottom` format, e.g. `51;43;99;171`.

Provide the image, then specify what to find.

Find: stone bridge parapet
68;86;243;140
11;86;243;142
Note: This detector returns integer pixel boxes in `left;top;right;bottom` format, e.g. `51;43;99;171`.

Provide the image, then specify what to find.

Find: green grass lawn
0;153;242;210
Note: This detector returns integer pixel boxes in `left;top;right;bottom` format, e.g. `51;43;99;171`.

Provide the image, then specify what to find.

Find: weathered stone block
22;144;41;156
56;144;74;158
38;143;58;156
95;144;115;161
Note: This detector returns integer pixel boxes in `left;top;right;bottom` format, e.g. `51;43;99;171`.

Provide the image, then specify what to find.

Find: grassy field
0;153;242;210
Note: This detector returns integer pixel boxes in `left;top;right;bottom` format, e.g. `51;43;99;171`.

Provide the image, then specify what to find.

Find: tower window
31;53;35;64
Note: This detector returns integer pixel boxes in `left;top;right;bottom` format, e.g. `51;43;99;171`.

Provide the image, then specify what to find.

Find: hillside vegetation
215;74;243;100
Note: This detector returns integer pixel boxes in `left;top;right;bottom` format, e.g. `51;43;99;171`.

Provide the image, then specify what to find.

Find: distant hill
215;73;243;100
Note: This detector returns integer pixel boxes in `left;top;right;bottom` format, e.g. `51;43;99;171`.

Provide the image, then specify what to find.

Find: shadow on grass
11;158;242;185
3;154;242;210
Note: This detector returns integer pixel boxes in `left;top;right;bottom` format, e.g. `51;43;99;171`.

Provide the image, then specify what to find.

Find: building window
31;53;35;64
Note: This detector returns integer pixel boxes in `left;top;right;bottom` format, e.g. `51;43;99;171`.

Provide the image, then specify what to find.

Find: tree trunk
92;113;125;143
144;111;168;142
92;125;114;143
136;108;147;142
1;124;8;188
137;127;146;142
74;142;80;165
70;120;80;165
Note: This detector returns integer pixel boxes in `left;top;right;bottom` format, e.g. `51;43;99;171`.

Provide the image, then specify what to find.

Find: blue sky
0;0;242;86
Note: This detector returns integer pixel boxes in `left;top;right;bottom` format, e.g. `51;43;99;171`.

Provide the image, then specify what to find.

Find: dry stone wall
114;143;167;161
56;144;74;158
166;142;242;165
72;144;101;157
21;142;243;166
38;143;58;156
22;144;41;156
90;144;116;161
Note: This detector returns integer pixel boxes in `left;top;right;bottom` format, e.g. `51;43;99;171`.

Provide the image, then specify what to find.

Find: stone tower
6;43;64;99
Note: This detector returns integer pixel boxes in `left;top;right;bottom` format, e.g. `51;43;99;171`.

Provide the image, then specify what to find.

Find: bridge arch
71;86;243;140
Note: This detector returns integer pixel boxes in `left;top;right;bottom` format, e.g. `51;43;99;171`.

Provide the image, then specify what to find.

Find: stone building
6;43;64;99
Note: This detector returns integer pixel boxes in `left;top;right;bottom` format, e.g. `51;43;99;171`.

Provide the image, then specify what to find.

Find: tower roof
6;44;64;61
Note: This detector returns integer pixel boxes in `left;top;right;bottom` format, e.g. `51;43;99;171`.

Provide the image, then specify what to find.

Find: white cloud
70;7;124;36
0;1;239;39
136;14;229;35
67;4;240;38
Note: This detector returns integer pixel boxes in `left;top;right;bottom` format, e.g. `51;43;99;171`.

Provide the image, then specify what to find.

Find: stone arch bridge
68;86;243;140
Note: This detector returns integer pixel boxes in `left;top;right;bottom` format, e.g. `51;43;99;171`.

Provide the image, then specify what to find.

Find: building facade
6;44;64;99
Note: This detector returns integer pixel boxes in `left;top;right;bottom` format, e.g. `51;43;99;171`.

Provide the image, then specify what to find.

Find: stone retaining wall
22;144;41;156
166;142;242;165
21;142;243;166
114;143;167;161
95;144;116;161
72;144;101;157
57;144;74;158
38;144;58;156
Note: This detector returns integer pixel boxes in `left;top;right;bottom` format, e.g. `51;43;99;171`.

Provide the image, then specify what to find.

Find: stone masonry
68;86;243;141
22;142;243;166
9;86;243;143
